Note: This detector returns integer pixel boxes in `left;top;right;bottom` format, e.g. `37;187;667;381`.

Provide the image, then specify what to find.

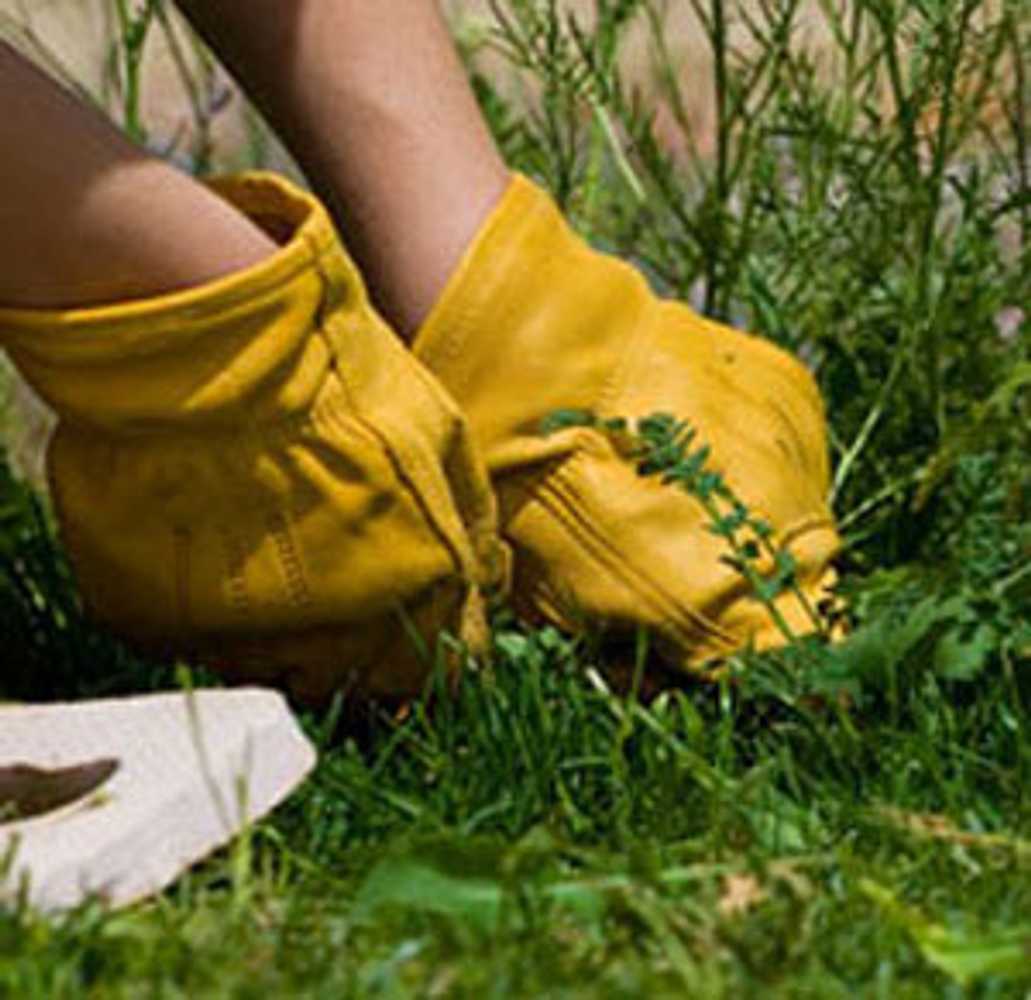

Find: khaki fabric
415;174;841;671
0;173;506;702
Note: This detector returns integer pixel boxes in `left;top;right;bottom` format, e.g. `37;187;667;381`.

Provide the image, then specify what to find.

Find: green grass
1;0;1029;995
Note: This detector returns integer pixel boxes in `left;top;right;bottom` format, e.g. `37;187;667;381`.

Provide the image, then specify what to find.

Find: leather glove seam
401;358;510;593
529;452;741;652
779;513;840;549
322;392;482;604
304;245;484;597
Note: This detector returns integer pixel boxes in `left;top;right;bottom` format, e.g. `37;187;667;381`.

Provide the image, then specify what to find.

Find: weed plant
0;0;1029;995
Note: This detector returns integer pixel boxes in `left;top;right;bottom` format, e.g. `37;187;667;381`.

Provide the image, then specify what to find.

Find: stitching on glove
303;249;486;603
266;510;313;611
532;452;740;651
218;524;251;616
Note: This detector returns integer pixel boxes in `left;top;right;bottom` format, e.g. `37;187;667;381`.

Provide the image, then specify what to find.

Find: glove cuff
413;173;655;467
0;172;364;432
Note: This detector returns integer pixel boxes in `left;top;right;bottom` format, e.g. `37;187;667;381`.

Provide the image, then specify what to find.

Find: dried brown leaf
717;873;766;918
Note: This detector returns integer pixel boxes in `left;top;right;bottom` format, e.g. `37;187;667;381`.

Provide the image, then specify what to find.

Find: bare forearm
174;1;508;336
0;41;275;310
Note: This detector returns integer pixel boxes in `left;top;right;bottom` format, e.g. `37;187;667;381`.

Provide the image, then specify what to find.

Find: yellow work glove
0;173;506;703
414;174;842;672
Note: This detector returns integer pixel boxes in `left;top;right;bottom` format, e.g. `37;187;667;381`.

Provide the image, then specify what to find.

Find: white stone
0;688;316;912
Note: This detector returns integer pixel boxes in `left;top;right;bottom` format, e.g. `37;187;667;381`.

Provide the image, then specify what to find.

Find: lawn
1;0;1029;995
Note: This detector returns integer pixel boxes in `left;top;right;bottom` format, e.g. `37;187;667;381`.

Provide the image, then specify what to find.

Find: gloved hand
414;174;841;671
0;173;507;703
